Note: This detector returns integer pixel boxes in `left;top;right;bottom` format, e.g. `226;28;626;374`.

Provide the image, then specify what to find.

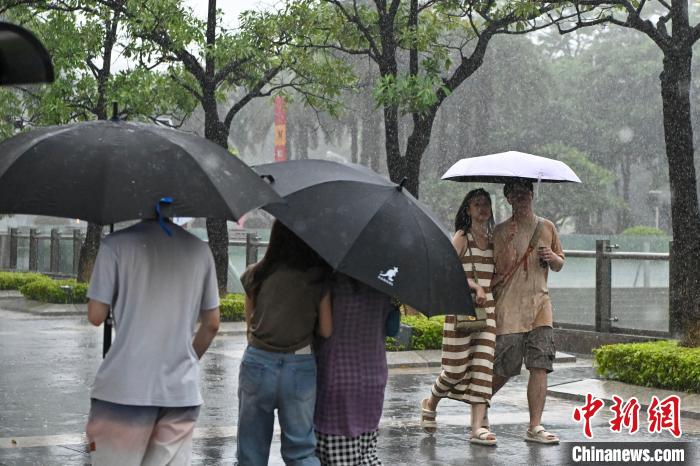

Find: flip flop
470;427;497;446
420;398;437;434
525;425;559;444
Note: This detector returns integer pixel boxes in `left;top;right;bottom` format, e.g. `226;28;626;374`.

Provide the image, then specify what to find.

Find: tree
535;143;622;229
550;1;700;345
297;0;571;196
540;26;665;231
0;0;195;282
111;0;351;293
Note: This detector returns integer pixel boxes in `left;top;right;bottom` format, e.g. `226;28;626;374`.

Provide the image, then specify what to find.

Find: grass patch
594;340;700;393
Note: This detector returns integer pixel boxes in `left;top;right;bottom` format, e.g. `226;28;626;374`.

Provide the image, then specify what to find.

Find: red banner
274;96;287;161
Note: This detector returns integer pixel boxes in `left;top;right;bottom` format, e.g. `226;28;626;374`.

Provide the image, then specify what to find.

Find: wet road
1;308;698;465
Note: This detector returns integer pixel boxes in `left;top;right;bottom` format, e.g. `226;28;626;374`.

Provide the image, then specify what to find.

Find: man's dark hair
503;179;534;198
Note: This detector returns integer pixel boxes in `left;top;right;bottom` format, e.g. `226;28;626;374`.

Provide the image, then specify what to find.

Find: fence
551;239;671;338
0;229;671;337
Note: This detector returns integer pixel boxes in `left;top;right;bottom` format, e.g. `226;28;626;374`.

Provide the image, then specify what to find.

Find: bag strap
495;218;544;288
465;232;481;287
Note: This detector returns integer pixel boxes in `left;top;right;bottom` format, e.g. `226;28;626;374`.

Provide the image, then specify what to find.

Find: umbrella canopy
0;120;281;223
254;160;475;317
441;151;582;183
0;22;54;85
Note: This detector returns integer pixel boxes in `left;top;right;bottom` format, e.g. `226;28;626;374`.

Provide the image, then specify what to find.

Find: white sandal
420;399;437;434
525;425;559;444
470;427;497;446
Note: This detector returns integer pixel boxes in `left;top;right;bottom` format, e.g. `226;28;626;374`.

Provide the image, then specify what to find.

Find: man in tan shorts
491;179;565;444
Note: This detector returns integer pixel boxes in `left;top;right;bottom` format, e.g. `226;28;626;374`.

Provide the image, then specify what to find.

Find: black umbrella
0;22;54;85
0;119;281;223
254;160;475;317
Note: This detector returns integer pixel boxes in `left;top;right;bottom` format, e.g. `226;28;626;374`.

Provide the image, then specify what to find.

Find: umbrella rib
332;185;396;271
146;127;238;221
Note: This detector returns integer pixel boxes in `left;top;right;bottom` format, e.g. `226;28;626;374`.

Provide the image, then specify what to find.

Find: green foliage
385;336;406;352
19;277;88;304
0;272;44;290
621;226;668;237
220;293;246;322
0;1;196;133
594;340;700;393
402;315;445;350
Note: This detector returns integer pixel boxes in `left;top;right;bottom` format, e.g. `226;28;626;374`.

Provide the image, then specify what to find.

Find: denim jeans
236;345;319;466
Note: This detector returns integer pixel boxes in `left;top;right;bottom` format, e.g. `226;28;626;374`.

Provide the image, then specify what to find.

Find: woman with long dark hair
236;220;333;465
419;188;499;445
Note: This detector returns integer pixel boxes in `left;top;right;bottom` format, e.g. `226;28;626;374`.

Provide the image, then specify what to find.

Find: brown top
492;216;564;335
241;264;327;352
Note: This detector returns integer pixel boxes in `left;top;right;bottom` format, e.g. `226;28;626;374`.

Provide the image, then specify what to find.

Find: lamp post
648;190;661;229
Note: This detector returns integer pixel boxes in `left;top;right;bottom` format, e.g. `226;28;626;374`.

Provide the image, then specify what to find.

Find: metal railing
0;227;84;276
554;239;670;338
1;230;671;337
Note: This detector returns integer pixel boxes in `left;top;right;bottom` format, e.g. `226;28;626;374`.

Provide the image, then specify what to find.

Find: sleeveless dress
430;231;497;405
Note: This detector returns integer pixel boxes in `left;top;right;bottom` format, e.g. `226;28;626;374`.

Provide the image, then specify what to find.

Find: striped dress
430;231;497;405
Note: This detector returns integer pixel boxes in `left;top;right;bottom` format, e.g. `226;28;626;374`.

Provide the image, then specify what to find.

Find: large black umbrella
0;120;281;222
254;160;475;317
0;22;54;85
0;119;282;357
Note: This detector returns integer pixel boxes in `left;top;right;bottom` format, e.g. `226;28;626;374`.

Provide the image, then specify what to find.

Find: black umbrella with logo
254;160;474;317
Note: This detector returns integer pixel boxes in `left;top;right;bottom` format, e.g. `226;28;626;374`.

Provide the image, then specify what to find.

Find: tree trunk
661;49;700;346
361;110;381;170
349;117;358;164
383;104;405;184
76;11;120;283
204;105;231;295
77;223;103;282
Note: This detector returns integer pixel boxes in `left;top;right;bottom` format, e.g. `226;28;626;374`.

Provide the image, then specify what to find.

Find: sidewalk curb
0;296;85;316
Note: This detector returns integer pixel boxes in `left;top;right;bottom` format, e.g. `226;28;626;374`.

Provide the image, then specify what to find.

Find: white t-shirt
87;220;220;407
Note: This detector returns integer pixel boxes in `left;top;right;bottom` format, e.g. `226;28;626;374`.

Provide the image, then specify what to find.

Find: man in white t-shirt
85;219;220;465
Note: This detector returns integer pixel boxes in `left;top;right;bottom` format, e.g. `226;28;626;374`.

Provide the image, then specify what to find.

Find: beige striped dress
430;231;497;405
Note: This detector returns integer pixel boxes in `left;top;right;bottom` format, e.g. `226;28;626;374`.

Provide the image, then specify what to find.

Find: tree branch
223;66;281;130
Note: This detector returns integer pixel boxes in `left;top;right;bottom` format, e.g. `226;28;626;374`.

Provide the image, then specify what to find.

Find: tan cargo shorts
493;326;555;378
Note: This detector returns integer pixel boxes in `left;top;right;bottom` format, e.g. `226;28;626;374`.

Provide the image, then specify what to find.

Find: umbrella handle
397;177;407;191
156;197;174;236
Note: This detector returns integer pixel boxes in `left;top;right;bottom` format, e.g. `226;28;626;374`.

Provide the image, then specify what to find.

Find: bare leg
481;375;508;430
527;368;547;428
470;403;496;439
426;394;441;411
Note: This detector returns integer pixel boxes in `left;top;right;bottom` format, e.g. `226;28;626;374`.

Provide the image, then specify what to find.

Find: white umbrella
441;151;582;184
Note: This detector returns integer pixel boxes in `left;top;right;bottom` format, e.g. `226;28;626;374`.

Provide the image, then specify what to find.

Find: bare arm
455;232;487;305
538;248;565;272
193;307;220;359
317;291;332;338
87;299;109;326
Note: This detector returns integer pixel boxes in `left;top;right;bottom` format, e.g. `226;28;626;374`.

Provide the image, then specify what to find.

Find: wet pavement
1;302;699;465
